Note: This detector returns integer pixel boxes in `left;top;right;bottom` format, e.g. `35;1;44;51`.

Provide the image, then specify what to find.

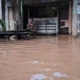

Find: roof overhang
23;0;70;5
9;0;71;7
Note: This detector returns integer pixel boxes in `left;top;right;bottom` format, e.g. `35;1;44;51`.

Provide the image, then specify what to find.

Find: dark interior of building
58;2;69;34
23;0;70;34
23;5;57;29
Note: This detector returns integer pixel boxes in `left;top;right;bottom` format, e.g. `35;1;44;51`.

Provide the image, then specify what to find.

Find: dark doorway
58;2;69;34
23;5;58;35
28;6;58;35
23;6;28;29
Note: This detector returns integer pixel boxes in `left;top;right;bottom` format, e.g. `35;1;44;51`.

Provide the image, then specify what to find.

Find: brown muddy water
0;35;80;80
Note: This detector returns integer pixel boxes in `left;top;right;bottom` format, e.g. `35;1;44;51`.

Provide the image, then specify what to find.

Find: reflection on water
0;36;80;80
41;62;44;64
32;61;39;64
53;72;70;78
30;74;47;80
30;72;70;80
44;68;52;71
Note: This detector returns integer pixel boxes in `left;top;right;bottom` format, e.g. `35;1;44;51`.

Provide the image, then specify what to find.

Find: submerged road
0;35;80;80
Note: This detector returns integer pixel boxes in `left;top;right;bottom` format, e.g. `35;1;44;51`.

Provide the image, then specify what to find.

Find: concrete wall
72;0;77;36
8;8;14;30
5;0;15;31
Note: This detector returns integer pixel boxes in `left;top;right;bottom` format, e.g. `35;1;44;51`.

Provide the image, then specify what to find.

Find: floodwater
0;35;80;80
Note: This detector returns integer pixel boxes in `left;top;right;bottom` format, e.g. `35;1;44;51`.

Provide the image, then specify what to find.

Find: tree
0;19;6;31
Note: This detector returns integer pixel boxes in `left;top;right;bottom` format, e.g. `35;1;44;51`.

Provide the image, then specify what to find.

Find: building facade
0;0;79;36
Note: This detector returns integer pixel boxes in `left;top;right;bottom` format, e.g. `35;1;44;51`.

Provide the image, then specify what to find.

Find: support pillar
15;0;21;30
0;0;2;30
72;0;78;37
0;0;2;19
20;0;23;29
69;0;72;34
5;0;9;31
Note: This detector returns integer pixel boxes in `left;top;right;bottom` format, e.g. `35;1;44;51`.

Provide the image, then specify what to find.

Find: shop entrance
23;0;72;35
23;5;58;35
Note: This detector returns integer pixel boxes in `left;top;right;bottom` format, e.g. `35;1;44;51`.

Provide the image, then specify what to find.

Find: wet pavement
0;35;80;80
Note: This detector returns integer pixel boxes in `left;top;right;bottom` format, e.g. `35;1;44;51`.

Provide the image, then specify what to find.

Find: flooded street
0;35;80;80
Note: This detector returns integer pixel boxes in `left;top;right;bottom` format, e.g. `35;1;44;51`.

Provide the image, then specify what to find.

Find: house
0;0;79;37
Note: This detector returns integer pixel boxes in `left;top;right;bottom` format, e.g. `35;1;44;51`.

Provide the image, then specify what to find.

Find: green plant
0;19;6;31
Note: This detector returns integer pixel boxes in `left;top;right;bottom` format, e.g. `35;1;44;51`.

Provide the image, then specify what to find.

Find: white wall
8;8;14;30
5;0;15;31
